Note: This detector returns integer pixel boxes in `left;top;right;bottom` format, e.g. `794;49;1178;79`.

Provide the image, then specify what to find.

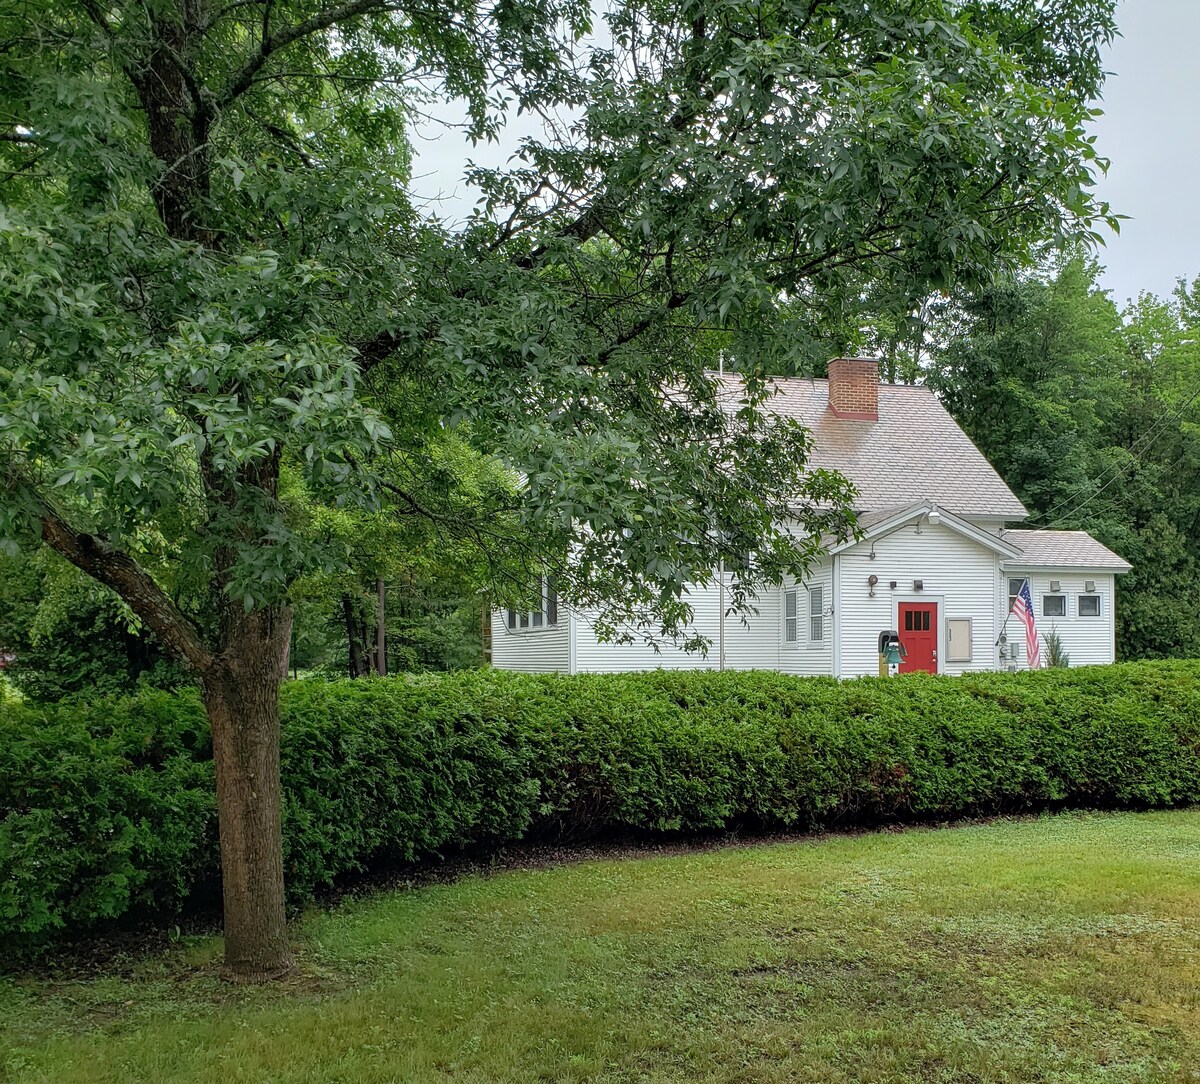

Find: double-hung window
506;576;558;630
809;586;825;642
784;589;799;643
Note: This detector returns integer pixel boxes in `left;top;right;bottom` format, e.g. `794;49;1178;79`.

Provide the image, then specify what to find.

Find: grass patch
5;810;1200;1082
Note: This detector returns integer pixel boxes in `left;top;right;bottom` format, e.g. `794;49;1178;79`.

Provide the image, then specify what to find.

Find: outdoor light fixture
928;508;941;527
913;579;924;591
1085;580;1096;593
1049;580;1061;593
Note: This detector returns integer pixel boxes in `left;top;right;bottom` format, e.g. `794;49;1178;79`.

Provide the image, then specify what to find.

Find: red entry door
898;603;938;674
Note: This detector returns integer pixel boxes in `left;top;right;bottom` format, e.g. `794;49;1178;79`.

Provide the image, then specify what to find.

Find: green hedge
4;661;1200;956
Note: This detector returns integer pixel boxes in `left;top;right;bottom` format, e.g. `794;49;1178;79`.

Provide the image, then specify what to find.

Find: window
903;609;931;632
1008;578;1024;613
809;586;825;642
783;589;798;643
1042;594;1066;618
1078;594;1101;617
506;576;559;631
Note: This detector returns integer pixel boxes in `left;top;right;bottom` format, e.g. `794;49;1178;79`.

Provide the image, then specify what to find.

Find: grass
5;810;1200;1083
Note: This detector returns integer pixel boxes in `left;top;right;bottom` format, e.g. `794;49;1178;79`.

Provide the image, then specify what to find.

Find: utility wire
1035;374;1200;530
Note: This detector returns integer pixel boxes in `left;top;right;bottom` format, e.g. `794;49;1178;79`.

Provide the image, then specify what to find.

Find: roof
1002;530;1132;572
715;374;1028;520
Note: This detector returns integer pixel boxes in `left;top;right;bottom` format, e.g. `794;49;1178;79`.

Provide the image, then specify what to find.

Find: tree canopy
0;0;1119;977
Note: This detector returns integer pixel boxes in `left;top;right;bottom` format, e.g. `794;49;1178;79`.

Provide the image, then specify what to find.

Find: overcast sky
411;1;1198;311
1091;0;1200;307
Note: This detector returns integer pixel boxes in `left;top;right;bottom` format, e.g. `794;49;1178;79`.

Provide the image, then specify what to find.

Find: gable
825;502;1023;560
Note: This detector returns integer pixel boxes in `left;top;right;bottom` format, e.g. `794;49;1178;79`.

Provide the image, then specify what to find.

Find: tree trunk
375;578;387;676
342;594;364;677
202;606;294;982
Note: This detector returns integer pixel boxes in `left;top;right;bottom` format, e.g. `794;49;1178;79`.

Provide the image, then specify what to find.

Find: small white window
1008;578;1024;613
783;589;798;643
1078;594;1101;617
1042;594;1066;618
809;586;825;642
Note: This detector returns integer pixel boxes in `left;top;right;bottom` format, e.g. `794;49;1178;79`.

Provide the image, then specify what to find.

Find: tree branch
216;0;403;107
37;505;214;672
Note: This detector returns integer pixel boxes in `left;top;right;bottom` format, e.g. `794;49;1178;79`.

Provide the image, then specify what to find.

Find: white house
492;358;1131;677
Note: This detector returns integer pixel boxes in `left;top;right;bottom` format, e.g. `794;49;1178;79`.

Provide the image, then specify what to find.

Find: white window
783;589;798;643
809;586;825;642
1042;594;1066;618
506;576;558;630
1078;594;1101;617
1008;578;1024;613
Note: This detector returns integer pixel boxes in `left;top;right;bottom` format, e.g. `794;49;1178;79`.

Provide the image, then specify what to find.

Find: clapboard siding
999;570;1117;667
489;612;570;673
836;522;1001;677
571;576;782;674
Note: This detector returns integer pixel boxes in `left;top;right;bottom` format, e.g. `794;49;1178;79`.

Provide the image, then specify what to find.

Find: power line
1036;375;1200;530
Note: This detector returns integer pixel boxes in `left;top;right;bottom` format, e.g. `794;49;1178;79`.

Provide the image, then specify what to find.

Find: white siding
999;570;1117;667
571;576;783;674
836;522;1001;677
490;611;570;673
777;560;834;676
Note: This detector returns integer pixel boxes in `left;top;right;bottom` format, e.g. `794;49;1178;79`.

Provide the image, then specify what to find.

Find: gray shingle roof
716;375;1028;519
1002;530;1132;571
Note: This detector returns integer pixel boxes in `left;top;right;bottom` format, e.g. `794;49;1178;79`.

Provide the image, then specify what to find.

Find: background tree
1;0;1116;978
928;257;1200;659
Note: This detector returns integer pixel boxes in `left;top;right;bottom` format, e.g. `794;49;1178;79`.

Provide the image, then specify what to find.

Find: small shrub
1043;629;1071;668
3;661;1200;958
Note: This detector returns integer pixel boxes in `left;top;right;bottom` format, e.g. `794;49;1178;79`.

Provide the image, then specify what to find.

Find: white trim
831;554;842;678
568;609;577;674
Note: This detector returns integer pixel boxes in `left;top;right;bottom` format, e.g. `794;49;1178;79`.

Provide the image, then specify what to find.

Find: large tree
1;0;1115;978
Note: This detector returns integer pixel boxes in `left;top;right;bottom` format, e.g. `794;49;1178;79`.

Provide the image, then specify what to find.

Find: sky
410;1;1200;311
1091;0;1200;307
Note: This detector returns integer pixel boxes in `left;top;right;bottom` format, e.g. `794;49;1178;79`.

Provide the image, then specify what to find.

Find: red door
898;603;938;674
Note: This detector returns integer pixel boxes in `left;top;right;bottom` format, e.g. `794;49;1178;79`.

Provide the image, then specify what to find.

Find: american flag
1011;578;1041;669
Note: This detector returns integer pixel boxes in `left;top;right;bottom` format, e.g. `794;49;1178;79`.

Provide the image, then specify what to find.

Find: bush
4;661;1200;957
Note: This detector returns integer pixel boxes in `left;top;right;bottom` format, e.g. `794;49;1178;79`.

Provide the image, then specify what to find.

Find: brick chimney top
827;357;879;420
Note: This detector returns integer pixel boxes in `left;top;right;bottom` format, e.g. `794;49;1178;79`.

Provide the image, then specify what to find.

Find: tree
1;0;1116;978
0;550;186;700
928;257;1200;660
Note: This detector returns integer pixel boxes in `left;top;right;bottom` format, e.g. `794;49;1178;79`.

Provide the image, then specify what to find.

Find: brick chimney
827;357;879;420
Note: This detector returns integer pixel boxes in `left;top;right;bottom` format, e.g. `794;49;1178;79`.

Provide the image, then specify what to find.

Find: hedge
4;661;1200;956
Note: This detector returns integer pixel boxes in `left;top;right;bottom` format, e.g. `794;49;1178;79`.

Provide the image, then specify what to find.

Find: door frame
893;594;944;675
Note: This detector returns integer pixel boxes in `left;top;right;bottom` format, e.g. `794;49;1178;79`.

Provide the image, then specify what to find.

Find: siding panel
836;523;1000;677
571;577;783;674
490;612;570;673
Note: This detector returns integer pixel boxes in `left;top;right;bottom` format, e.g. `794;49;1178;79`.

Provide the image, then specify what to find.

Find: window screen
1078;594;1100;617
809;586;825;642
1042;595;1066;618
783;589;798;643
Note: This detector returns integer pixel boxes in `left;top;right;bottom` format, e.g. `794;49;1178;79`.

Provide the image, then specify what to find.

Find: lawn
4;811;1200;1083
